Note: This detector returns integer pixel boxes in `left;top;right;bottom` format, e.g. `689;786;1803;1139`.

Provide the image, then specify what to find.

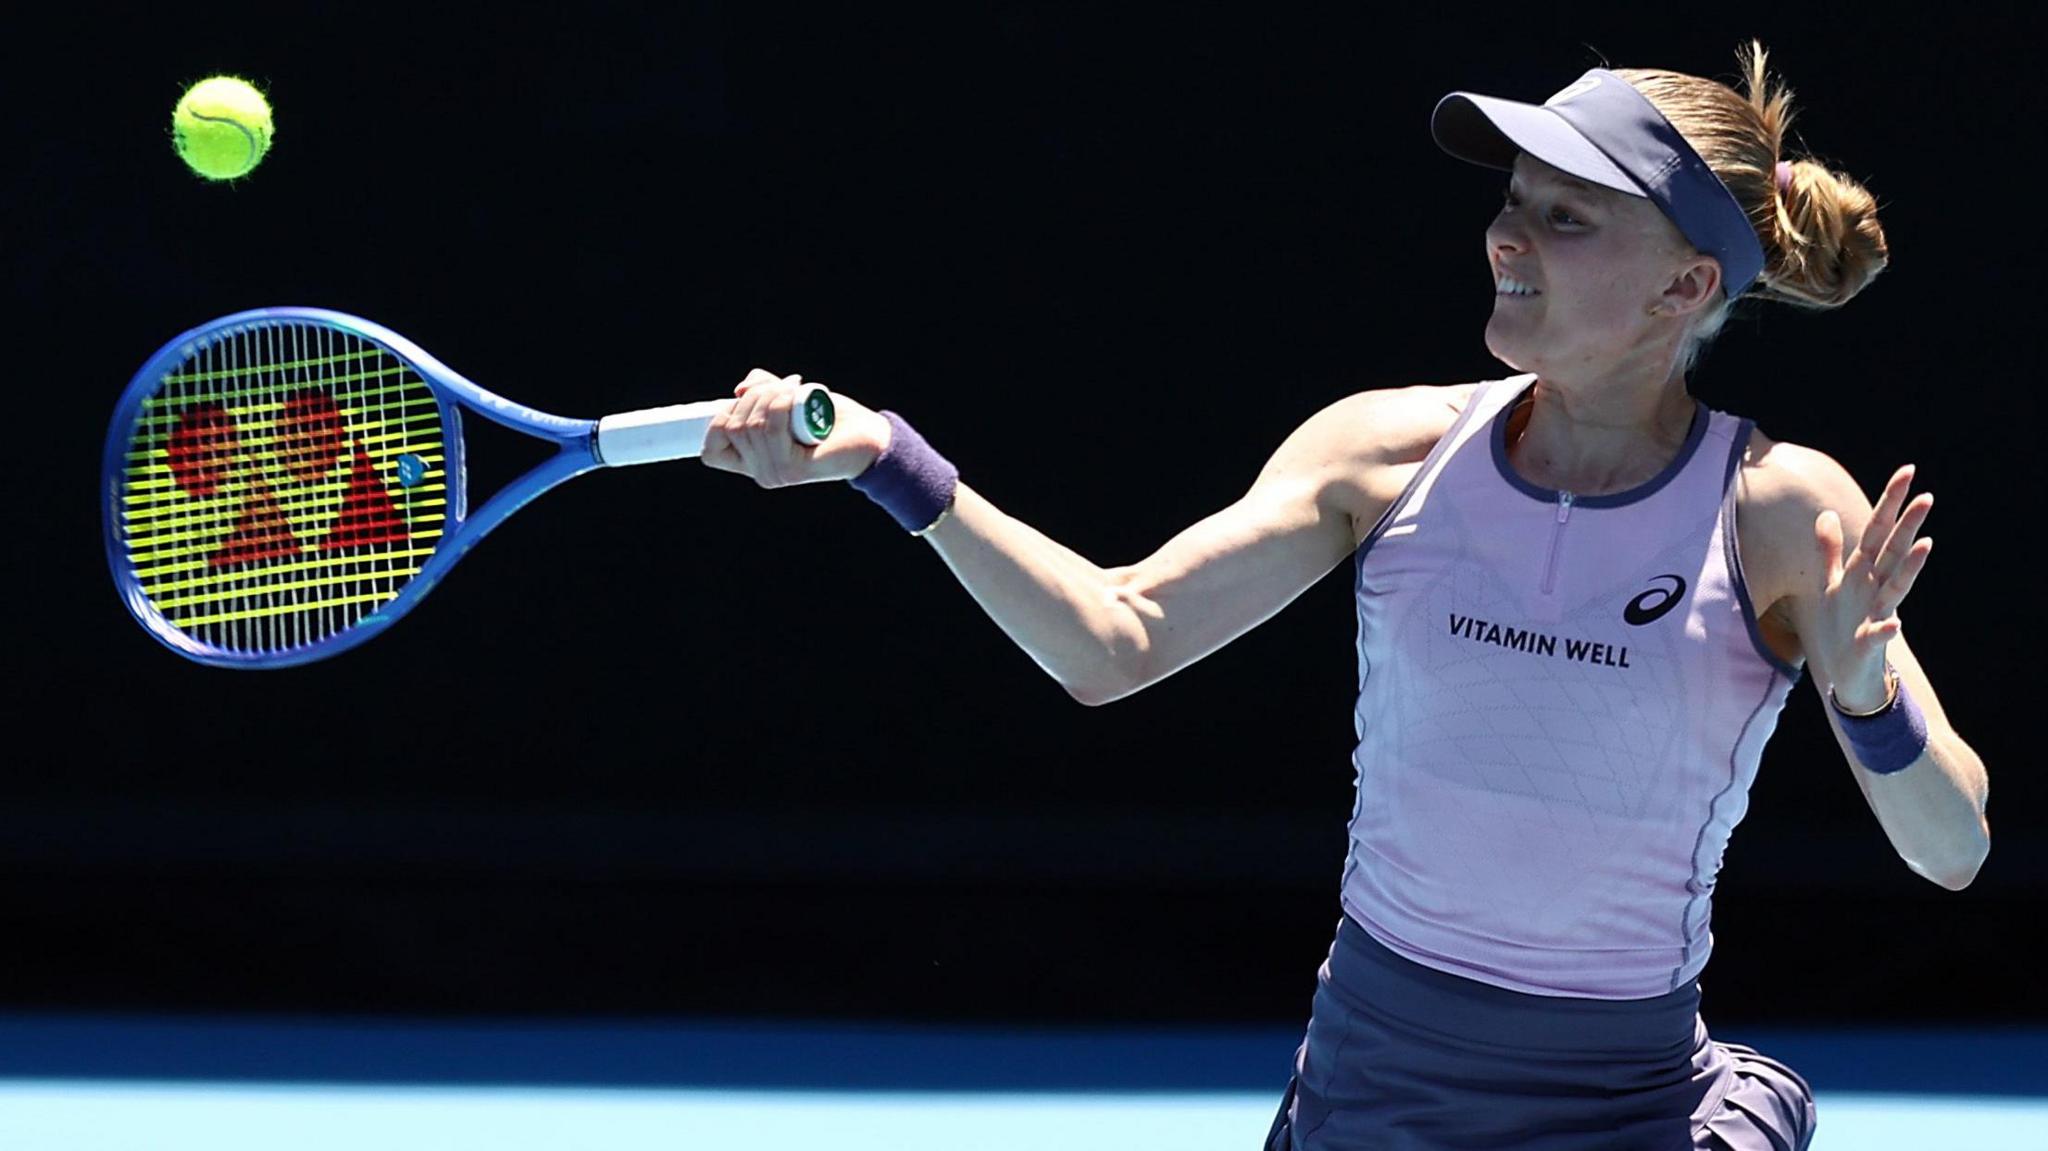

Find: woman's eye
1502;190;1581;226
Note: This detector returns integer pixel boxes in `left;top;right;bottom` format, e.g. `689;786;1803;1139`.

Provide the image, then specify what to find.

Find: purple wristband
849;410;958;534
1835;674;1930;775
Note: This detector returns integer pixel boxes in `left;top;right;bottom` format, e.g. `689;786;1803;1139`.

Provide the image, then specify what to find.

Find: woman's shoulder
1733;423;1871;610
1304;380;1484;467
1734;423;1866;518
1253;381;1481;541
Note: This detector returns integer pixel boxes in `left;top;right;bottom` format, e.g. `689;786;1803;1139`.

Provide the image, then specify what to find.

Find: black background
5;4;2039;1029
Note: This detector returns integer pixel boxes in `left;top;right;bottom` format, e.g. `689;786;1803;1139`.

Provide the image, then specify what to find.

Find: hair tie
1775;160;1795;194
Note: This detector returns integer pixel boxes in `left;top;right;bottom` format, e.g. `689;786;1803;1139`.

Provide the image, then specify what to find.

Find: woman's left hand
1811;463;1934;711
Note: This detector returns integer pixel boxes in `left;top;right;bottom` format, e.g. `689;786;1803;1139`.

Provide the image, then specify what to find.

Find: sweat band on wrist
1831;667;1929;775
850;410;958;535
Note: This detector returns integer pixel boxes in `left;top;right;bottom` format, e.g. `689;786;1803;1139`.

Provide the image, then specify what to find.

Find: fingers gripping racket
103;307;833;669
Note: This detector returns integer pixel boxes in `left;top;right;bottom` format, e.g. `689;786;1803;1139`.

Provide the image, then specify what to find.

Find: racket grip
596;384;834;466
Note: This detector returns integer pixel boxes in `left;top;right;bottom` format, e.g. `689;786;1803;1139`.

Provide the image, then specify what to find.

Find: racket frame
104;306;602;669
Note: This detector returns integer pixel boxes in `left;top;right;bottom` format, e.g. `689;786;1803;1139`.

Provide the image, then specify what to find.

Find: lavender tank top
1342;375;1801;999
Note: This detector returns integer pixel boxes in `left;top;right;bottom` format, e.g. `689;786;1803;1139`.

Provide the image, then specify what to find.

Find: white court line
0;1082;2043;1151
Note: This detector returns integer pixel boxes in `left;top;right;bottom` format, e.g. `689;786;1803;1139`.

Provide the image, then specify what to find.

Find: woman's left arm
1756;449;1991;890
1830;627;1991;889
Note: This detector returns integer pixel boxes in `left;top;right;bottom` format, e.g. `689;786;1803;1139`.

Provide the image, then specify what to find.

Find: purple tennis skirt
1265;916;1815;1150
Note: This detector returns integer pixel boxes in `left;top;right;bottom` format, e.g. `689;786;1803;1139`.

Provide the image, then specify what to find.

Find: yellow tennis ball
172;76;274;180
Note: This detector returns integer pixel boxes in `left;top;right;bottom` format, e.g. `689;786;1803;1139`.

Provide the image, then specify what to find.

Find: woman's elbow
1064;669;1138;707
1912;832;1990;891
1066;683;1114;707
1064;595;1156;706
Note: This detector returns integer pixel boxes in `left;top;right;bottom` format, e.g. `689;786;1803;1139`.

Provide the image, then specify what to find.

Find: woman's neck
1504;372;1697;496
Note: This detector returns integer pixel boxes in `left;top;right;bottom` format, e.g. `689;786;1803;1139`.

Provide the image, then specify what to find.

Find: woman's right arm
704;373;1461;705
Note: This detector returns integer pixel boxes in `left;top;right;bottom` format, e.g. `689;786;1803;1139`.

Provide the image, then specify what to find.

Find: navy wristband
1833;671;1930;775
849;411;959;535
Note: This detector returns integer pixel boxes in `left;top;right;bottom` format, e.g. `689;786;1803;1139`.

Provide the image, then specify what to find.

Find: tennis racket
103;306;833;669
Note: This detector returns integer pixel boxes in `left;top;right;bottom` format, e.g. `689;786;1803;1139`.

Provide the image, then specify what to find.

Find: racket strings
117;321;449;656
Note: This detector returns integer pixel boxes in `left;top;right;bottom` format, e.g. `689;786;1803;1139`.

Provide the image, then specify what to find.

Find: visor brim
1431;92;1644;197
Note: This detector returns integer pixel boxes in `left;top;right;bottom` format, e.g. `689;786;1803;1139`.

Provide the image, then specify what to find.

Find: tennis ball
172;76;274;180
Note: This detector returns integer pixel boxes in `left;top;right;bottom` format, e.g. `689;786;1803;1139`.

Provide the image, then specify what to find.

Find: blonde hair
1616;41;1889;374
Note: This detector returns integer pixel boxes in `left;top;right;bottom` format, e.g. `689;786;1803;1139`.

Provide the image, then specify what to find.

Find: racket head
103;308;479;668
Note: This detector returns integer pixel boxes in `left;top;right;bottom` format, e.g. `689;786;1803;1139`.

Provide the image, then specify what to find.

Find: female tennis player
700;42;1991;1150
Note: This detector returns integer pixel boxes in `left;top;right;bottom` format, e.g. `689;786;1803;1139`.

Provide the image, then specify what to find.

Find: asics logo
1623;574;1688;626
1547;76;1601;105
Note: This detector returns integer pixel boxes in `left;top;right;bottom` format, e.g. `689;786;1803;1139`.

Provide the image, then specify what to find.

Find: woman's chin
1482;323;1533;373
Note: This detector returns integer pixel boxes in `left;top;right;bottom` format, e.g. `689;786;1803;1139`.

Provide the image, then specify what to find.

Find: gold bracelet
1829;665;1899;719
911;496;956;538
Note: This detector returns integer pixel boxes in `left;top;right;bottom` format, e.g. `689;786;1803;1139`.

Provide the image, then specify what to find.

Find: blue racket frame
104;307;603;669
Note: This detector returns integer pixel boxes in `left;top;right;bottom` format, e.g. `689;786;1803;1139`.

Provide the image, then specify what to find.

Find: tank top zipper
1541;490;1574;594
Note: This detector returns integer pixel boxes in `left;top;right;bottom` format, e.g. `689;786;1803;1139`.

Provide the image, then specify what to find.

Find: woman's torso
1330;375;1801;998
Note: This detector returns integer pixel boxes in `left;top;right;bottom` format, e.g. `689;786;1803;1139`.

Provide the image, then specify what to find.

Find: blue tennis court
4;1015;2042;1148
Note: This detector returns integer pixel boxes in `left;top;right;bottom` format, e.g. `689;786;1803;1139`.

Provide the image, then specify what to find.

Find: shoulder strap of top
1358;375;1532;555
1717;412;1804;679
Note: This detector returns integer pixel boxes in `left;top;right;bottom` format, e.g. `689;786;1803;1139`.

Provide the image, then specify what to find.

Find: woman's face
1482;153;1717;379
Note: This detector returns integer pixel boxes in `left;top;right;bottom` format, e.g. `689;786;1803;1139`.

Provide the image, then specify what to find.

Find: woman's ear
1654;256;1723;317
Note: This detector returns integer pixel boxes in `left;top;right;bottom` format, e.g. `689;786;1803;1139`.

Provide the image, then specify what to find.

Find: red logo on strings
165;390;410;565
277;391;349;482
211;483;301;567
166;403;239;498
321;448;410;550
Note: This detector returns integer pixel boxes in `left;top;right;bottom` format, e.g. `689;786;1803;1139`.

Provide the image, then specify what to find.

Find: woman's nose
1487;217;1527;257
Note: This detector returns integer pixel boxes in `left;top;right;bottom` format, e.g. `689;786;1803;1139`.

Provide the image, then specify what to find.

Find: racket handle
596;383;835;465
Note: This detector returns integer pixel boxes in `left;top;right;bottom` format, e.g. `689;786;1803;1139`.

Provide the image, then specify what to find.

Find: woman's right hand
700;368;892;488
